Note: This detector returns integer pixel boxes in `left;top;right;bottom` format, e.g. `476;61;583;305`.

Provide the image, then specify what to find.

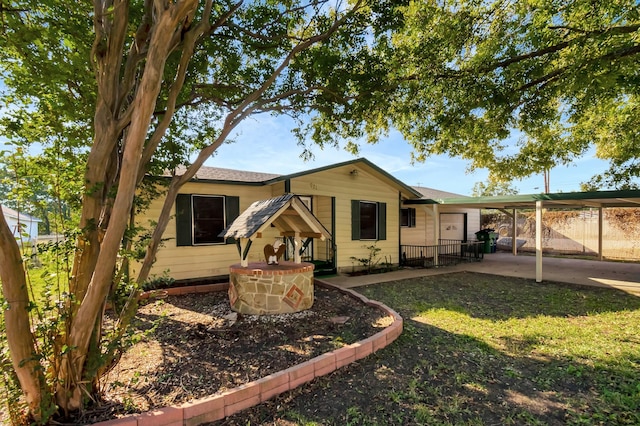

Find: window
360;201;378;239
193;196;225;244
400;208;416;227
351;200;386;241
175;194;239;246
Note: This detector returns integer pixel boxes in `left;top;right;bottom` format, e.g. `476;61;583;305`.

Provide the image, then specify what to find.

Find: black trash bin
475;229;495;254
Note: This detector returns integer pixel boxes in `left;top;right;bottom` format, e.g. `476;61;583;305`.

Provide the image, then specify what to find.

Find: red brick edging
95;279;403;426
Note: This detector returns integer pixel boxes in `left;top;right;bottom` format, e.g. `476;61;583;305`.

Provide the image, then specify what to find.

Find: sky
0;84;615;198
203;113;613;197
0;104;614;197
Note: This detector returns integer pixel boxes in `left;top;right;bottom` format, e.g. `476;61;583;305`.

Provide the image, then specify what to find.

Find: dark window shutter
351;200;360;240
378;202;387;240
225;196;240;244
175;194;193;246
410;208;416;227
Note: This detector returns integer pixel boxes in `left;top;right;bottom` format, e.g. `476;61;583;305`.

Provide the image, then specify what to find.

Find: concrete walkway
321;252;640;295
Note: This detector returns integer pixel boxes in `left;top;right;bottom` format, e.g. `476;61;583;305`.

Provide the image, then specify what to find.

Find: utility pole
543;169;550;193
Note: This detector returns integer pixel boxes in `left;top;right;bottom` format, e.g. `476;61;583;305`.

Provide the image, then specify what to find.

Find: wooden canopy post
293;232;302;263
235;237;252;267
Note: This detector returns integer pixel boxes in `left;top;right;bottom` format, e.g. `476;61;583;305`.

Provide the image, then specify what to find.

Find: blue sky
205;114;612;196
0;108;612;197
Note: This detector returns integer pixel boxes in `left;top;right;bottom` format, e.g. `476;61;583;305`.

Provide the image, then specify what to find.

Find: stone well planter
228;261;314;315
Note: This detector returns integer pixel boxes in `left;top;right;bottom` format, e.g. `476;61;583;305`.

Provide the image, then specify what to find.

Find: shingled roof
165;166;281;183
219;194;331;241
163;158;423;199
412;186;467;200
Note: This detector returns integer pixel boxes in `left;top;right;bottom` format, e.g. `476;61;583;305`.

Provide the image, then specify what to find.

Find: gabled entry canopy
219;194;332;266
220;193;331;240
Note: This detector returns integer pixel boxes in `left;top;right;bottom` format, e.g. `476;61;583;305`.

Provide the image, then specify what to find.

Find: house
1;205;41;243
138;158;480;281
402;187;480;245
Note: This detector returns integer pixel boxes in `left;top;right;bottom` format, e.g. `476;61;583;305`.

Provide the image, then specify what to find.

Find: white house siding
1;206;40;243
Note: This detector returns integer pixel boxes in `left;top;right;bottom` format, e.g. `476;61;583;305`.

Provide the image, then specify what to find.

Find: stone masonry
228;262;315;315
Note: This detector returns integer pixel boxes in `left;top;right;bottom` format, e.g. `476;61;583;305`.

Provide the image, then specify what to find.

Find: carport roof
405;189;640;209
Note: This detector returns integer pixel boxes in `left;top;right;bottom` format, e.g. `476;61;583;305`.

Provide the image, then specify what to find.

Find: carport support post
535;201;542;283
598;206;603;261
512;209;518;256
433;205;439;267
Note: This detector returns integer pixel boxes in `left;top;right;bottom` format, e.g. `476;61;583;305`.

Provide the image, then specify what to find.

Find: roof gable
266;158;423;199
167;158;423;199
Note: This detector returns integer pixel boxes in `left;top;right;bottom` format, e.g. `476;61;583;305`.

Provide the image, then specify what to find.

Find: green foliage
0;150;81;235
1;1;383;419
350;244;382;273
0;261;65;424
303;0;640;189
472;176;519;197
142;272;176;291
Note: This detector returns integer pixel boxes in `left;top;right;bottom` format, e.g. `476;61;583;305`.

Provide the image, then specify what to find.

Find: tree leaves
303;0;640;188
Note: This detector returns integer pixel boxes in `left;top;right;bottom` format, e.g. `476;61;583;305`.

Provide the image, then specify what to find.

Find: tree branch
137;0;244;183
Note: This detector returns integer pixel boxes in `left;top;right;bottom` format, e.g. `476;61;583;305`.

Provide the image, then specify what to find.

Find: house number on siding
309;182;318;190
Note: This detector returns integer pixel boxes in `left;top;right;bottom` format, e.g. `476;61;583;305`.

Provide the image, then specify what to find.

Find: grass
229;272;640;425
358;273;640;425
22;255;70;304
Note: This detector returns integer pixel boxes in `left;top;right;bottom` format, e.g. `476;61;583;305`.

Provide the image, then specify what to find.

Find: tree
0;0;379;421
472;178;519;197
0;151;81;235
307;0;640;189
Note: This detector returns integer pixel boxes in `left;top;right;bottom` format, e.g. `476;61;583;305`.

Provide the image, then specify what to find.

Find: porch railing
400;240;484;268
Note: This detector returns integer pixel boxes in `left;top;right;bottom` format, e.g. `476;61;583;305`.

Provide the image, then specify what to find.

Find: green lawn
222;272;640;425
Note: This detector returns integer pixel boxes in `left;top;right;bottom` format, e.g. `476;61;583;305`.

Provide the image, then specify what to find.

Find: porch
400;239;484;268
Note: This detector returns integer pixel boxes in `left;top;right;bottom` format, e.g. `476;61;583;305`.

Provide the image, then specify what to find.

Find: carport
422;189;640;283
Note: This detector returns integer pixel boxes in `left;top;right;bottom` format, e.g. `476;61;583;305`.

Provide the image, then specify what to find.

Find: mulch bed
68;284;391;424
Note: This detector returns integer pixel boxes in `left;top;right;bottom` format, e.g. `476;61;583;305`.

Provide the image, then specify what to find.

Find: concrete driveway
321;252;640;295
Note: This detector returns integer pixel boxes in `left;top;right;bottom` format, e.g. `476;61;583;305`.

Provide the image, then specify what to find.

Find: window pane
360;201;377;240
400;208;409;227
193;196;225;244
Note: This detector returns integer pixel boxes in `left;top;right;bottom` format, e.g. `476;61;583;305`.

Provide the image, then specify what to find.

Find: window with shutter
351;200;387;241
400;207;416;228
175;194;239;246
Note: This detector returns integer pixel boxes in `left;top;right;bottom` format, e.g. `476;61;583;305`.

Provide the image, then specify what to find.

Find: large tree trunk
0;209;46;421
56;2;198;412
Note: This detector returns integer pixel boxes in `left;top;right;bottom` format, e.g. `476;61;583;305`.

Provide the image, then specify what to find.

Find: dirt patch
68;284;390;424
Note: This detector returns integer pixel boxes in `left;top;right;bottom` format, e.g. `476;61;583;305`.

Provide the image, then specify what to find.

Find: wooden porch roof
219;194;332;241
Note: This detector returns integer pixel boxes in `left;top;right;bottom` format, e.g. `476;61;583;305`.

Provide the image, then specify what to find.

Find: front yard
219;272;640;425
